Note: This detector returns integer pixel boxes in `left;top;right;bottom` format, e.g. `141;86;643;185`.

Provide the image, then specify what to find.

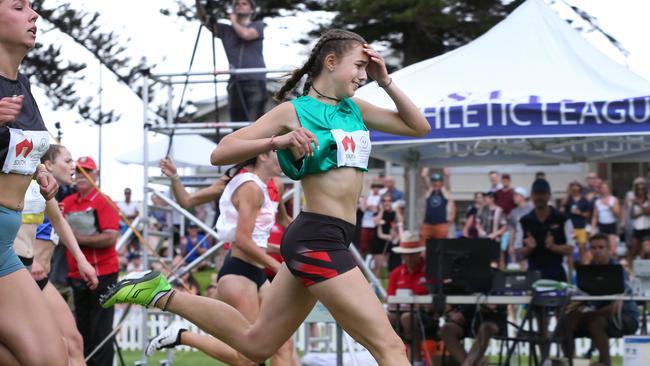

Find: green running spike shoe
100;270;171;309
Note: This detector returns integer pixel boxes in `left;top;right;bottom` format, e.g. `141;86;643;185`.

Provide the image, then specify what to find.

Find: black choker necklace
311;85;341;102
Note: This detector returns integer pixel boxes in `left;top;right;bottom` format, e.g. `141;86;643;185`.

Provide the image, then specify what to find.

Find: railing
116;217;142;252
114;309;633;357
114;309;369;354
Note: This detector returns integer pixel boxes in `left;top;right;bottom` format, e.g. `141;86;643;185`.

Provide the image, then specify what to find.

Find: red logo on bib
15;139;33;158
342;136;356;153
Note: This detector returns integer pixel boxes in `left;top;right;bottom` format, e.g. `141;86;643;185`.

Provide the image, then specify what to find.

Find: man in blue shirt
561;233;639;366
183;223;209;265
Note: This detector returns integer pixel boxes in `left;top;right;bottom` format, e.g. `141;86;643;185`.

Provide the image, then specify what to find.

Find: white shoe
145;321;187;356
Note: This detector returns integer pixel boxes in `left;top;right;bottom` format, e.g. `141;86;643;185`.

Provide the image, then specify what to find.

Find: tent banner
370;95;650;142
371;135;650;166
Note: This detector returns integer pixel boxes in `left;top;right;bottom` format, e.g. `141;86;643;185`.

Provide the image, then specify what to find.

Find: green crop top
277;96;371;180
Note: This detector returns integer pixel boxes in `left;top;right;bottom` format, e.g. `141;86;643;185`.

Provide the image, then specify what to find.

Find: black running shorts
281;211;357;286
218;255;268;289
18;255;48;290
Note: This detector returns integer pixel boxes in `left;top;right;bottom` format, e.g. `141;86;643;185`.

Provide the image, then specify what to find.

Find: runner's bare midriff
301;167;364;225
0;173;31;211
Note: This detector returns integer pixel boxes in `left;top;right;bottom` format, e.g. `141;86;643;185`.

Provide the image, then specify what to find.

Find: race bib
330;129;371;170
23;180;46;215
2;128;49;175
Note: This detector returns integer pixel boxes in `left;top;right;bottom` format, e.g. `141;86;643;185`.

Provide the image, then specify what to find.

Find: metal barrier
115;310;632;357
116;216;142;252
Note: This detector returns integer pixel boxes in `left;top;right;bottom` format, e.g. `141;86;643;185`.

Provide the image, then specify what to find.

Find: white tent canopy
116;135;217;168
357;0;650;166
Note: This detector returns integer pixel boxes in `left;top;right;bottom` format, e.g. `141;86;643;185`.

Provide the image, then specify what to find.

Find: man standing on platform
196;0;267;122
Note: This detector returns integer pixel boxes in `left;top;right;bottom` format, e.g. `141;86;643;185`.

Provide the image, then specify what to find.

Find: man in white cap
386;231;432;365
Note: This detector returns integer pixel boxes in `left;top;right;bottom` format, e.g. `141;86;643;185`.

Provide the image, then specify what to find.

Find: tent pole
407;163;417;231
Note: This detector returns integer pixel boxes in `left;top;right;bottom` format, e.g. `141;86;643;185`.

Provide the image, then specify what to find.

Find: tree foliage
326;0;525;68
24;0;160;127
175;0;524;70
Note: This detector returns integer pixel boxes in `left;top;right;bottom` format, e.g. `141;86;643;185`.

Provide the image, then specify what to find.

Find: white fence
115;307;635;357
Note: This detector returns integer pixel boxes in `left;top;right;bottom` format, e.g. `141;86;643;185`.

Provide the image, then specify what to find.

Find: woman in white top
145;151;295;365
215;151;282;292
14;180;98;366
213;151;284;363
591;181;620;256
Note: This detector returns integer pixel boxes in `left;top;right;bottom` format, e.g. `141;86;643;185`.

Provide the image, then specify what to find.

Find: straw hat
392;231;426;254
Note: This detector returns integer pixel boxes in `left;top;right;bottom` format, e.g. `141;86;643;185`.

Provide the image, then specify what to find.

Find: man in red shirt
61;156;119;366
386;232;432;364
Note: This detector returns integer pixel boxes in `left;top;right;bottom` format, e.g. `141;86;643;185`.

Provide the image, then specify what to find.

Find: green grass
120;350;228;365
120;350;273;365
121;351;623;365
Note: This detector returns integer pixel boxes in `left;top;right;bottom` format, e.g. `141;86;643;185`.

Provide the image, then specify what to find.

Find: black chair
496;293;573;366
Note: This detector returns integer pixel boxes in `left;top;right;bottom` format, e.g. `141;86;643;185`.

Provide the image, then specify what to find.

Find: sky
30;0;650;202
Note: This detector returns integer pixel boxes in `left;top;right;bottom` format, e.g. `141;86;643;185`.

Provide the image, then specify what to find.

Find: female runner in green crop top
101;29;430;366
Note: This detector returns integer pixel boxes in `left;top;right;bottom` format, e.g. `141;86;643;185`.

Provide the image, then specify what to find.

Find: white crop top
23;180;46;215
215;172;276;248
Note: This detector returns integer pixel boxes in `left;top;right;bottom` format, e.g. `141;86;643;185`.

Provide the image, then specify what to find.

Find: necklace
311;85;341;103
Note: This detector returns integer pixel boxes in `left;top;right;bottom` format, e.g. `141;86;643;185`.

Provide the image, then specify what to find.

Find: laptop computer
575;264;625;295
491;270;540;295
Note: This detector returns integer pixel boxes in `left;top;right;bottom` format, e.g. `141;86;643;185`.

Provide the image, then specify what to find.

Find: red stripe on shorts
302;251;332;263
294;261;338;279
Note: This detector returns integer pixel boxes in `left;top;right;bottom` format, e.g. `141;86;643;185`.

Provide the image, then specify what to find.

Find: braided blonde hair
274;29;366;101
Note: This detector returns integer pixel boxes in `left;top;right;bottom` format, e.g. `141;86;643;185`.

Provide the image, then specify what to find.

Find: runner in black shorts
101;28;430;366
281;211;357;286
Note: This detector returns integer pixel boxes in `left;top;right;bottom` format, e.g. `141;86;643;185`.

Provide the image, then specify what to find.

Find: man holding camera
196;0;267;122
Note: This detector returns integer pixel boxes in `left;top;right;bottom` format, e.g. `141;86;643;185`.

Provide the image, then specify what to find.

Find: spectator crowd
31;141;650;366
